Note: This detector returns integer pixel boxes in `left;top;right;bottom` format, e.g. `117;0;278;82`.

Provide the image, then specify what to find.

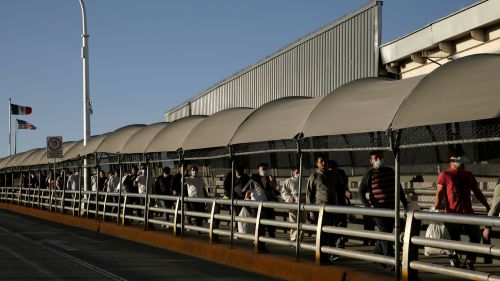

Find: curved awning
183;108;255;151
121;122;169;154
303;76;423;137
146;116;207;153
5;148;41;168
61;134;109;162
391;54;500;129
230;97;321;145
0;155;15;170
95;124;146;154
35;141;81;165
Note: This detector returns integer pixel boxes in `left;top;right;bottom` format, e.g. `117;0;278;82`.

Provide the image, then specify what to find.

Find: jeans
445;223;481;263
373;216;395;257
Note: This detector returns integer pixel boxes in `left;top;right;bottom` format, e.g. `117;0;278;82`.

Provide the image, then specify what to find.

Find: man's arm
471;182;490;213
433;184;444;211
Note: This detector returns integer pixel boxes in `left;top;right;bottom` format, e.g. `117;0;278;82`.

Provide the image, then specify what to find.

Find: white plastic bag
424;222;455;256
238;207;255;234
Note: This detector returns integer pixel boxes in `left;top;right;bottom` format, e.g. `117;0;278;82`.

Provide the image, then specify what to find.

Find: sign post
47;136;63;212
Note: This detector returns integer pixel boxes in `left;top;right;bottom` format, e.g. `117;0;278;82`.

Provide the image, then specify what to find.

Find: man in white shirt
106;170;120;213
281;167;306;241
184;166;208;226
66;170;80;192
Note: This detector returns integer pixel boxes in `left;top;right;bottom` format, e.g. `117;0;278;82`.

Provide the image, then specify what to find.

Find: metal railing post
315;205;325;265
402;209;421;281
103;192;108;222
254;201;264;253
173;197;180;236
209;199;217;243
121;193;127;226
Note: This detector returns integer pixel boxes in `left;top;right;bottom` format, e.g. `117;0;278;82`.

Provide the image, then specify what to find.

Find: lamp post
78;0;91;192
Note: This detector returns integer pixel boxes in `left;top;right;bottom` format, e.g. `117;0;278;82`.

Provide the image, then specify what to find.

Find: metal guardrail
1;186;500;281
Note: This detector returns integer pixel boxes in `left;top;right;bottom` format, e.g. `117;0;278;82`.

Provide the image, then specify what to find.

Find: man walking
306;154;343;263
358;150;408;261
434;150;490;270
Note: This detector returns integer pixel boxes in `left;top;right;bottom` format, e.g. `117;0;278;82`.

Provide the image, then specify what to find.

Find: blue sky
0;0;478;158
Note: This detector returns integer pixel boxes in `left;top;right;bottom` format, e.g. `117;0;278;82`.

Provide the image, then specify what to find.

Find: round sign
47;137;62;151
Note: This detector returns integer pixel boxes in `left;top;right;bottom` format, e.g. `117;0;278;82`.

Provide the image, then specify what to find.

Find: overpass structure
1;1;500;281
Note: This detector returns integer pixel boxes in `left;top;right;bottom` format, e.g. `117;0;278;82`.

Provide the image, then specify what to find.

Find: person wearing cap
434;150;490;270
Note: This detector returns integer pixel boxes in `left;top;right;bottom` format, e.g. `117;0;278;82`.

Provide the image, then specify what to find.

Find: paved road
0;209;276;281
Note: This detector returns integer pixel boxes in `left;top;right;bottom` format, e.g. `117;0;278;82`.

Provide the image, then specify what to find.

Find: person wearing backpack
433;150;490;270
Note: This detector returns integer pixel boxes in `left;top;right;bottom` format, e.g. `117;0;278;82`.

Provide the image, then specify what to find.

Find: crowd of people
11;149;500;270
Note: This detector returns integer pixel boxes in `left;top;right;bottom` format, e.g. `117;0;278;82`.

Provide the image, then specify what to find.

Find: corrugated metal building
165;1;382;122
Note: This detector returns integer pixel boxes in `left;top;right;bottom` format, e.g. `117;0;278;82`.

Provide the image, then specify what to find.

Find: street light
78;0;91;192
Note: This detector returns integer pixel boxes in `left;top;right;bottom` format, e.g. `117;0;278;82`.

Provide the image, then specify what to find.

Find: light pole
79;0;91;192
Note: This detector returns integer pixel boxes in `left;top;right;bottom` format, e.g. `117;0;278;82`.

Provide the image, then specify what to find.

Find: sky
0;0;479;158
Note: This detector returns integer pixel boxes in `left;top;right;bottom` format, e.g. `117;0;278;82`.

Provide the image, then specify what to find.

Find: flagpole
8;98;11;155
14;121;17;155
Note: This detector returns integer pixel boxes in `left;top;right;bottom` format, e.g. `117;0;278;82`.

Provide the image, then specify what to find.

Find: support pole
95;153;100;220
390;130;402;281
294;133;304;261
177;148;185;237
229;146;235;248
117;154;122;225
78;157;83;216
144;155;150;230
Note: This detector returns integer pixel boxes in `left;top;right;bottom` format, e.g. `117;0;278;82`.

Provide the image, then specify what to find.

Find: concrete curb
0;203;393;281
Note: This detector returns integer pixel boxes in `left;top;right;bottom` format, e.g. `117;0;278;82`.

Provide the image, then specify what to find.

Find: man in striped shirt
358;150;408;259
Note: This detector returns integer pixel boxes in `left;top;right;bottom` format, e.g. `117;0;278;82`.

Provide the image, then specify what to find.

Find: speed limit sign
47;136;63;158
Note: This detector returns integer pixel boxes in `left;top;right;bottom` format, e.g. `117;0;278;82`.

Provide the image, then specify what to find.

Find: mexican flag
11;103;32;115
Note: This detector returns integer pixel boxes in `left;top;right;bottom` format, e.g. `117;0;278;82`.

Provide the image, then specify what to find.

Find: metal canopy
7;148;44;168
146;115;207;153
0;155;15;170
391;54;500;130
183;108;255;151
229;97;321;145
62;134;109;162
95;124;146;154
121;122;169;154
303;76;423;138
35;141;81;165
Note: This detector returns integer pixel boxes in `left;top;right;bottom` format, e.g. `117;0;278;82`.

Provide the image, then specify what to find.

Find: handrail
1;186;500;281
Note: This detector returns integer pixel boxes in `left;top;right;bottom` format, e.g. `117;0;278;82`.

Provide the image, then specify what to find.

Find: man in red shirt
433;150;490;270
